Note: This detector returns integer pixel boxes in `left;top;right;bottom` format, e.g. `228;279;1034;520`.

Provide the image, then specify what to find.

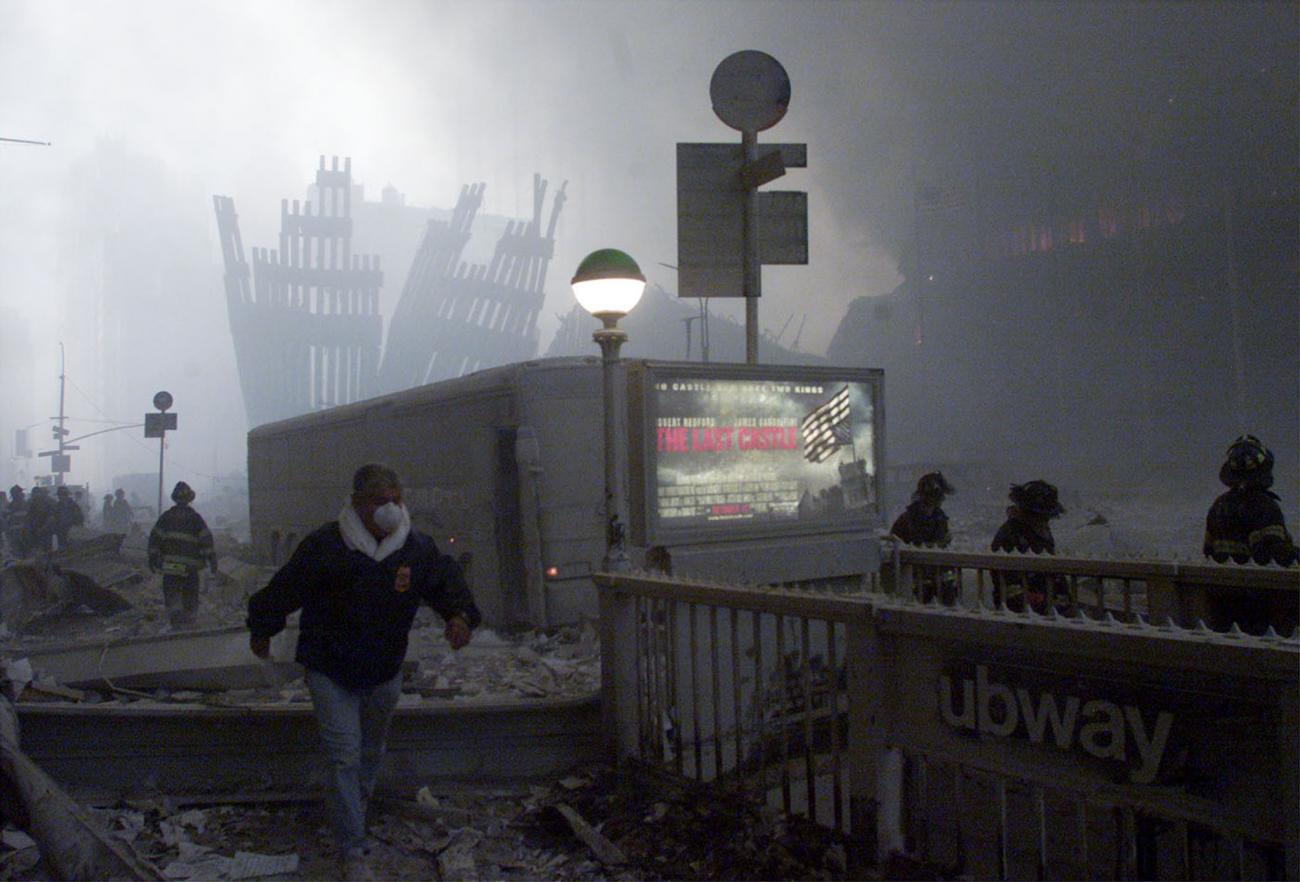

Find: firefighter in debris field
23;486;55;555
148;481;218;627
54;485;84;549
3;486;26;557
1203;435;1298;568
991;480;1073;612
889;471;958;603
109;488;133;533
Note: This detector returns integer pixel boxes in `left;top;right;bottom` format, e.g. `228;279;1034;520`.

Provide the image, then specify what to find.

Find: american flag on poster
800;386;852;464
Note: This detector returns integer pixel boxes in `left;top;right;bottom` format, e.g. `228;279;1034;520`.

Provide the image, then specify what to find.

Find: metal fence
598;575;864;832
597;569;1300;880
881;541;1299;636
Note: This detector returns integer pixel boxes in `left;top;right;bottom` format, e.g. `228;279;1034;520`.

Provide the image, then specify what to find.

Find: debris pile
1;531;601;708
406;616;601;701
518;762;853;881
0;762;857;881
0;532;851;880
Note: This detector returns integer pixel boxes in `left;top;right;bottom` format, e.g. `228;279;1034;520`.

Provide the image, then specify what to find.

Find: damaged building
213;157;567;428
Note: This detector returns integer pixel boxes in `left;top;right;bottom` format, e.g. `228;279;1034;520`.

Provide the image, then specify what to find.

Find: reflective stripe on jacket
148;504;215;574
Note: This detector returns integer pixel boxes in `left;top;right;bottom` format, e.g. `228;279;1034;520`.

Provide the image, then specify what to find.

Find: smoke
1;0;1293;498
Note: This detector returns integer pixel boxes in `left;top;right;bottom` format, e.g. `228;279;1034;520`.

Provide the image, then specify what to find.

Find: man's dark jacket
246;523;482;689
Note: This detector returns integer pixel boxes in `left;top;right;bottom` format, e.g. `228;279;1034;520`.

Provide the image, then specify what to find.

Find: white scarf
337;501;410;562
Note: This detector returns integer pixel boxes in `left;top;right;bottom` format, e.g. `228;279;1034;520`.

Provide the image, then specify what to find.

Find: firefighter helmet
1219;435;1274;488
1009;480;1065;518
171;481;196;504
913;471;955;503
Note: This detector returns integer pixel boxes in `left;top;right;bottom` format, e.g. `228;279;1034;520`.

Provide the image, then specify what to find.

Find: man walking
246;464;479;880
147;481;218;627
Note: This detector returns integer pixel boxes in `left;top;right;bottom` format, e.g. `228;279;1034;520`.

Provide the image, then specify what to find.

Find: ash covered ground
0;532;853;880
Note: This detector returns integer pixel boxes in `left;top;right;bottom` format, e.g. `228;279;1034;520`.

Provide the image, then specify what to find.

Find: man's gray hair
352;463;402;496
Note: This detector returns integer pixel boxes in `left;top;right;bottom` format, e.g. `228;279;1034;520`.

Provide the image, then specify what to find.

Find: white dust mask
373;502;405;535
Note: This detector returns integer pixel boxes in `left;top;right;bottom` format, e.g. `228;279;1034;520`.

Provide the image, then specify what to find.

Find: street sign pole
742;129;760;364
157;425;166;517
678;51;805;365
148;391;176;516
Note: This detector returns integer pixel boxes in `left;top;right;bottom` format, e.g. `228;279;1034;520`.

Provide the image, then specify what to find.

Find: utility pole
39;344;78;485
55;346;66;486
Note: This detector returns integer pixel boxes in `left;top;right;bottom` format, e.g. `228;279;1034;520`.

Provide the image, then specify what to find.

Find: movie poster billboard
629;363;882;543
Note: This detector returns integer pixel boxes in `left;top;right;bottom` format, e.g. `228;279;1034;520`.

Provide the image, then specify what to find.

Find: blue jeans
305;668;403;854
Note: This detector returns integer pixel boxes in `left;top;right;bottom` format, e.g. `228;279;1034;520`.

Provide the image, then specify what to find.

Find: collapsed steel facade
214;157;566;427
379;174;566;390
214;156;383;427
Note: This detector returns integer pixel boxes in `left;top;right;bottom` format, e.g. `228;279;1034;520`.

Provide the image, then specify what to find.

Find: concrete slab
20;625;301;691
17;694;603;796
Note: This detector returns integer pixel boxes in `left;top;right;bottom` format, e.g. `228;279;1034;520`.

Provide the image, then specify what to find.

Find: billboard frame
626;360;885;548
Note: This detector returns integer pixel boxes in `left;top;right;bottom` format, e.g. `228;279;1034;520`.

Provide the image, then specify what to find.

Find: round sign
153;390;173;412
709;50;791;133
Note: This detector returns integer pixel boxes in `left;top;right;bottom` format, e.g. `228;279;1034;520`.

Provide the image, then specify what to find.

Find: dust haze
1;0;1295;532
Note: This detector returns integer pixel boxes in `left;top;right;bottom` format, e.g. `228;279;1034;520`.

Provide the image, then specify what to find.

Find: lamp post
571;248;645;571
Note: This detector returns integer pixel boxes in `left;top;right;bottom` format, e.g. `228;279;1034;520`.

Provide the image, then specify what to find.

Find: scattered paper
1;828;37;850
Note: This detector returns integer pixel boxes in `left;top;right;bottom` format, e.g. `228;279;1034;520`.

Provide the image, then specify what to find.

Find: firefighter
24;486;55;555
148;481;218;628
890;471;955;546
2;486;26;557
54;485;84;549
1203;435;1297;567
108;488;133;533
991;480;1072;612
889;471;957;604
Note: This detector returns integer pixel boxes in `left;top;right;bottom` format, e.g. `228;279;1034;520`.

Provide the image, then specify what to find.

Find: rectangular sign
629;362;882;544
144;412;178;438
758;191;808;264
889;635;1288;831
676;143;808;298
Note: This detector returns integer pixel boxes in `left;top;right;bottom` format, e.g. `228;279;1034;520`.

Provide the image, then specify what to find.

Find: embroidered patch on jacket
394;566;412;593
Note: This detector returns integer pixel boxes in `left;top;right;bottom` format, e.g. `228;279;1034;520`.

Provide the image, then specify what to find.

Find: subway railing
597;574;864;833
881;541;1300;635
597;569;1300;880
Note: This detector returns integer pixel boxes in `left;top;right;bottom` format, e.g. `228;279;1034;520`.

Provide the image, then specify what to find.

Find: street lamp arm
65;423;145;444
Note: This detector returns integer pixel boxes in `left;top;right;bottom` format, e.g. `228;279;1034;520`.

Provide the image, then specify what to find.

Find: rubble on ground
0;763;857;881
1;533;601;708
